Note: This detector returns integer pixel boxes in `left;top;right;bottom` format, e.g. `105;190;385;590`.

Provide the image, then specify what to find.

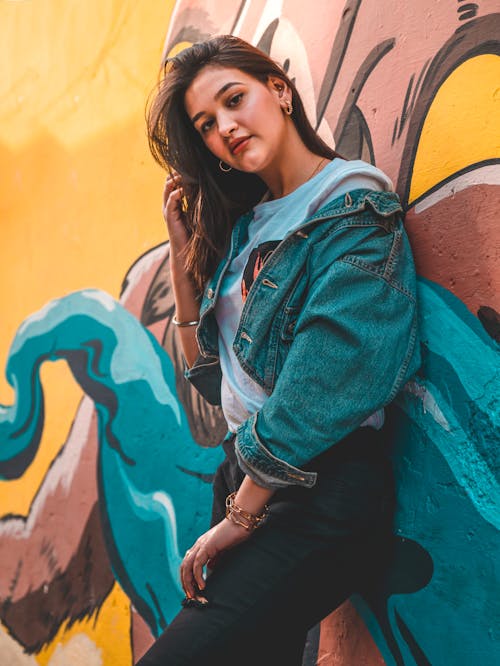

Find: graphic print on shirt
241;240;280;302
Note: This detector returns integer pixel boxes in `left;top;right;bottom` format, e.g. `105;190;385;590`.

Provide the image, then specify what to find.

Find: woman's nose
218;112;238;137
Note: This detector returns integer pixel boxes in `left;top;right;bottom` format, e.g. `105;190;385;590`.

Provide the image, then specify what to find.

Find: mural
1;1;498;665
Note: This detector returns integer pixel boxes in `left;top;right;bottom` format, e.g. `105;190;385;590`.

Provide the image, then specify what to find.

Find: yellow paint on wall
409;54;500;203
0;1;169;149
0;362;83;515
0;1;176;663
167;40;194;59
0;1;175;515
35;583;132;666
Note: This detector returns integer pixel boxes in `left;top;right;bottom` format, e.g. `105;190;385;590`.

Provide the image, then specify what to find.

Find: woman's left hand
180;517;252;601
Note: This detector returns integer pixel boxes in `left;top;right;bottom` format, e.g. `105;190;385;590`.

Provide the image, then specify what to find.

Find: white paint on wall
48;633;103;666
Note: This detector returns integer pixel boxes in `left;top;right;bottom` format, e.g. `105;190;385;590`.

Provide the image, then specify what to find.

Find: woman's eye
200;119;214;133
228;93;243;107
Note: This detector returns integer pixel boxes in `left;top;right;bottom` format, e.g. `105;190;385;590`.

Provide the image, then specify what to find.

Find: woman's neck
258;127;330;200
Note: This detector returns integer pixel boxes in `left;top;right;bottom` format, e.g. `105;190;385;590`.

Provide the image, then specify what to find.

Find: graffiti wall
1;1;498;665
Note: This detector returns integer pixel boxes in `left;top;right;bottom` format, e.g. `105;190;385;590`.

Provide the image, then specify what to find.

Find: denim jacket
185;188;420;489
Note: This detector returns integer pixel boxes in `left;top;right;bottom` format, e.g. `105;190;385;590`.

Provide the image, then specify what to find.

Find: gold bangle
172;315;199;327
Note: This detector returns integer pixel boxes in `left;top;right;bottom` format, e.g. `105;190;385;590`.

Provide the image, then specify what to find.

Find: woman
138;35;420;665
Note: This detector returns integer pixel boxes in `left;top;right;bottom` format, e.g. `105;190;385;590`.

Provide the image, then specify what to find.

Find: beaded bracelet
225;492;269;531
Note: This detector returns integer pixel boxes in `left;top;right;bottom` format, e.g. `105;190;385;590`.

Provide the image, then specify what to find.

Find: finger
163;186;182;214
166;167;180;180
181;563;196;599
181;561;196;599
180;550;192;596
164;175;181;189
180;559;189;598
181;553;197;599
163;178;181;201
164;187;183;215
193;549;208;590
163;176;182;205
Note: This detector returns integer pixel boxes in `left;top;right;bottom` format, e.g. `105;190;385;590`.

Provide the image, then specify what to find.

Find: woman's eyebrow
191;82;243;124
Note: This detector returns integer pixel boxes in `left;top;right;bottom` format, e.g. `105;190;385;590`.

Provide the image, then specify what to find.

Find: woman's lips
231;137;251;155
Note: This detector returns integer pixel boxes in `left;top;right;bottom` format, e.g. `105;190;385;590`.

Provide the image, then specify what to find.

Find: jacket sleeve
235;222;421;489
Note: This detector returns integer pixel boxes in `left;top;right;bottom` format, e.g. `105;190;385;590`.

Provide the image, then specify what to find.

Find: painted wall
1;1;498;665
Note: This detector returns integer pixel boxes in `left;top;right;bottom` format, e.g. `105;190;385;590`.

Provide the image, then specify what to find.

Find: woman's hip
213;426;395;539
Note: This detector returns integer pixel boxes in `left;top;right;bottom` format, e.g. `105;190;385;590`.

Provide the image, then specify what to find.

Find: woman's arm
179;475;275;601
163;174;200;367
233;475;274;515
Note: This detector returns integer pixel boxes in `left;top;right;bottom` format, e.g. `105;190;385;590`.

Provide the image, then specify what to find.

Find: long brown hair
146;34;339;294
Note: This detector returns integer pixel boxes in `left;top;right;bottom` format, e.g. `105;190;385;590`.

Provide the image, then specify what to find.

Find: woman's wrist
169;260;200;324
233;476;275;517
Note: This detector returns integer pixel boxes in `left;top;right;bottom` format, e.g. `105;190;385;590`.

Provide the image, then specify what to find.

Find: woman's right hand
163;172;190;252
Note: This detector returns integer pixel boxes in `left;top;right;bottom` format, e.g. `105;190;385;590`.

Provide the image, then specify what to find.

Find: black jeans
136;427;395;666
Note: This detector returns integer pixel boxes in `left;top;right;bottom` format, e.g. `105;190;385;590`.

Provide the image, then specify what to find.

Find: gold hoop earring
284;100;293;115
219;160;232;172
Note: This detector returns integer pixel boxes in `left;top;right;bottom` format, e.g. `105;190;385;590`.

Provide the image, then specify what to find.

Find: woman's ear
267;76;293;116
267;75;289;99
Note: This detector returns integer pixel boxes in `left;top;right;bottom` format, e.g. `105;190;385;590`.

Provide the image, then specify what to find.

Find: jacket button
207;288;214;298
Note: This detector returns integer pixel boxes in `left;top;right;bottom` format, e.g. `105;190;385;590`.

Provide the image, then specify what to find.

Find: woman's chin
233;155;270;176
227;144;268;173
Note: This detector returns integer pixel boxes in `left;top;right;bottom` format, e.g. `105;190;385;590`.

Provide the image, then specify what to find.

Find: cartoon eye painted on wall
399;15;500;318
406;53;499;208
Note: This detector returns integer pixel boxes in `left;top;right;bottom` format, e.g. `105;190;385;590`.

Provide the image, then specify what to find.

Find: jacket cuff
183;353;222;406
235;414;317;489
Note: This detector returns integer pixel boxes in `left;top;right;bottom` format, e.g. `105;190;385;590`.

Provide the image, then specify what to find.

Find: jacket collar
199;188;403;317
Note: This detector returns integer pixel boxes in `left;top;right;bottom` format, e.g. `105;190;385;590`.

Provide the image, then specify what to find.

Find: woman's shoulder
320;157;394;194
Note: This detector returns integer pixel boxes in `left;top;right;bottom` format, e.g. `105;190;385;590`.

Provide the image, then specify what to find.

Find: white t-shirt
214;158;393;433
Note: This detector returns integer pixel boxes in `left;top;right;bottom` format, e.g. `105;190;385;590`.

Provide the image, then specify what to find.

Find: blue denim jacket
185;188;420;489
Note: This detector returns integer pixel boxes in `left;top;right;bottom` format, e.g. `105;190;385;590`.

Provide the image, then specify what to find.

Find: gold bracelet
172;315;199;327
226;511;254;531
225;492;269;531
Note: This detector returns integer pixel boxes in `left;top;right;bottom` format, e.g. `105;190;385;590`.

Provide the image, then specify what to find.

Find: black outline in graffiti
256;18;279;55
392;59;432;146
458;3;479;21
145;582;168;632
316;0;363;126
395;611;432;666
332;38;395;147
230;0;249;35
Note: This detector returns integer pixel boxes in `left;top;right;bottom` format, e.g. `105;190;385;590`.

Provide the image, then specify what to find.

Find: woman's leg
135;521;391;666
136;428;394;665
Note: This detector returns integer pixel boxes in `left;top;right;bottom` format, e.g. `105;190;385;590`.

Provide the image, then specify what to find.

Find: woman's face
184;66;290;174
